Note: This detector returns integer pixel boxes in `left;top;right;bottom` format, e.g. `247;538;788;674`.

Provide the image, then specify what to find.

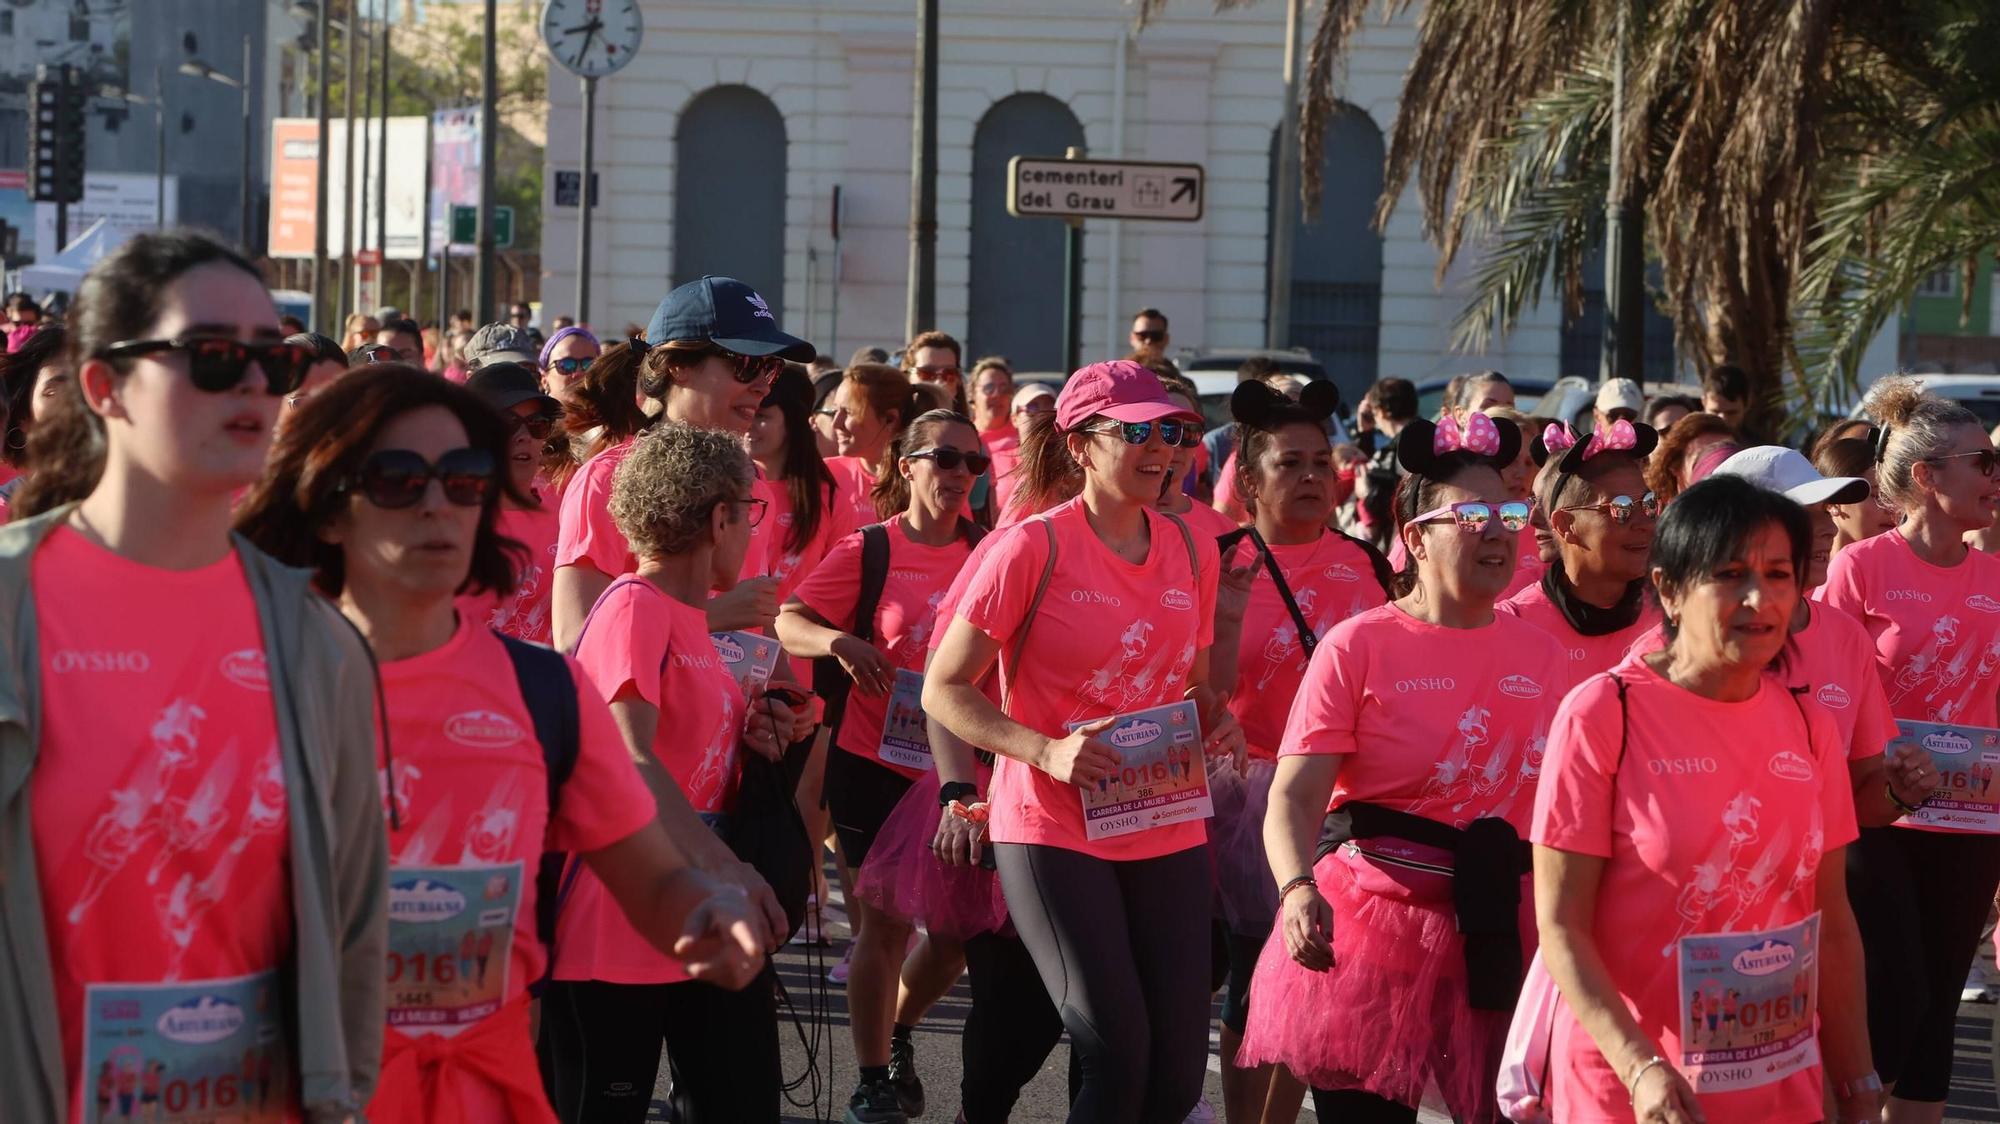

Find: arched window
1267;105;1384;397
674;86;787;303
969;93;1085;372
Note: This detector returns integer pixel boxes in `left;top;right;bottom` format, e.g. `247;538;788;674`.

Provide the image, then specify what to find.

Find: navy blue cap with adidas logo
645;276;815;361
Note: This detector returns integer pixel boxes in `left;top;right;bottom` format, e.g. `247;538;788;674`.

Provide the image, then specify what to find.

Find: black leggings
1311;1088;1418;1123
537;972;780;1124
961;932;1067;1124
1219;926;1265;1035
994;841;1212;1124
1847;825;2000;1102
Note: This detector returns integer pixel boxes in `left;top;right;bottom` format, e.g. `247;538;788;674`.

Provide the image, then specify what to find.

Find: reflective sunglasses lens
733;354;782;384
1978;451;2000;477
1497;502;1532;532
1455;504;1492;532
1605;497;1635;524
437;449;497;506
1640;492;1661;516
360;454;429;509
555;357;590;375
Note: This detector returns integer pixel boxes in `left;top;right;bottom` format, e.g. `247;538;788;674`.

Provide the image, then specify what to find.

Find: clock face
541;0;644;79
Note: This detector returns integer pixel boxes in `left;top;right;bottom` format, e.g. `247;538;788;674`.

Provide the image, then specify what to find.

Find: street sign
553;170;599;208
492;206;514;249
355;248;383;266
449;204;513;248
1007;156;1205;223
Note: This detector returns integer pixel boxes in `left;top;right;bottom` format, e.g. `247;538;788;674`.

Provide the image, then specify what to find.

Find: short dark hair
285;331;348;367
1369;377;1418;423
279;315;307;335
1236;355;1281;383
1644;394;1701;426
1132;308;1168;329
1650;474;1810;654
380;317;421;341
1;325;66;469
849;345;890;367
1702;365;1749;402
5;293;40;316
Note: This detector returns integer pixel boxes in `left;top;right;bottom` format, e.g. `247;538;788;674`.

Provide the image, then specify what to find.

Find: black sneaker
888;1036;926;1117
844;1077;908;1124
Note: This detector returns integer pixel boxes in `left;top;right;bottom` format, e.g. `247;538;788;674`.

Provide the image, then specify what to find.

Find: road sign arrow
1171;177;1197;204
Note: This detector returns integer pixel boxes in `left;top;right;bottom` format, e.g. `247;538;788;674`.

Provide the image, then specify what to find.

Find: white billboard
34;173;179;255
288;115;430;261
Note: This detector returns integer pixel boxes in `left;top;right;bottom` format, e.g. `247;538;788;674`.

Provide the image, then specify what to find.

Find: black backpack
497;634;581;995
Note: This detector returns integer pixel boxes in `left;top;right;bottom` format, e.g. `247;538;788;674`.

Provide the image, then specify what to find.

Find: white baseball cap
1595;378;1645;415
1712;445;1870;506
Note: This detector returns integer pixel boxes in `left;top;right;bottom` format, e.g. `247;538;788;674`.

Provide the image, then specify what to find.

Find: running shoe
843;1077;908;1124
1964;964;1994;1003
791;894;832;947
888;1035;926;1117
828;946;854;985
1181;1096;1217;1123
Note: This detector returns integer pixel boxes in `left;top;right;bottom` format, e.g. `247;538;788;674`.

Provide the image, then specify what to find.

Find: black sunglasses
689;345;783;385
99;336;313;396
346;447;497;509
1132;329;1165;343
906;447;991;474
502;411;560;440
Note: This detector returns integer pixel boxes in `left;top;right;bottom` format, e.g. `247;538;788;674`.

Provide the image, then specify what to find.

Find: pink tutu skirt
1206;756;1279;936
853;765;1011;940
1236;845;1530;1123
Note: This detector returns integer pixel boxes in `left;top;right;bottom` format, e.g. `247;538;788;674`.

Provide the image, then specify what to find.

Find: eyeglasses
502;411;560;440
1132;330;1165;344
345;447;497;509
1559;492;1661;525
1412;500;1532;534
905;447;992;474
913;364;961;383
1927;449;2000;478
547;356;592;377
728;496;768;527
98;336;313;396
1086;419;1202;448
695;346;784;385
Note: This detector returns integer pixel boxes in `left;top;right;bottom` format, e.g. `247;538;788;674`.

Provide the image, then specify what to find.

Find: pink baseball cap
1055;360;1200;431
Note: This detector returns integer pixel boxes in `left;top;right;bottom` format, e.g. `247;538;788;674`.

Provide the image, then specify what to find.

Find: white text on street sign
1007;157;1205;223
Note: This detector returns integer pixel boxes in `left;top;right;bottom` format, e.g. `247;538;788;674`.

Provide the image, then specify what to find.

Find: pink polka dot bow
1434;412;1502;457
1541;422;1577;455
1581;418;1639;460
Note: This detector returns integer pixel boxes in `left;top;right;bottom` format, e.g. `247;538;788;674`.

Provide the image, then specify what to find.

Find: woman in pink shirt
826;363;920;528
549;276;812;651
1499;420;1663;680
551;422;810;1124
1814;435;1902;557
1238;413;1565;1124
1208;379;1391;1124
459;362;565;645
925;360;1243;1122
1819;376;2000;1120
0;231;383;1124
777;408;988;1121
1534;475;1877;1124
1153;375;1244;541
236;367;768;1123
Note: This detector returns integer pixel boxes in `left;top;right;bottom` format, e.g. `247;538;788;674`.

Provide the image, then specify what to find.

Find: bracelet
1626;1055;1668;1105
1886;781;1925;816
1278;874;1317;902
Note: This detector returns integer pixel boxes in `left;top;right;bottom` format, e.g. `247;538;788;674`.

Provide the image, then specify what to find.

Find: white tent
16;219;144;297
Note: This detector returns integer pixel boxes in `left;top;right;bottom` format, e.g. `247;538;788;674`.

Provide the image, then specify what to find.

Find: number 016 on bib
1067;699;1213;840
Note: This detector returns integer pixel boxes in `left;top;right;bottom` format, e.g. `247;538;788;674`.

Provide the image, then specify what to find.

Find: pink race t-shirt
461;497;561;646
1502;535;1546;601
1171;500;1241;541
555;437;635;579
983;424;1023;518
30;528;293;1120
1819;530;2000;729
794;520;973;777
762;476;859;604
374;618;652;1107
953;499;1221;860
1225;533;1389;759
1280;604;1568;831
1533;651;1858;1124
826;456;880;528
561;579;742;984
1499;579;1662;682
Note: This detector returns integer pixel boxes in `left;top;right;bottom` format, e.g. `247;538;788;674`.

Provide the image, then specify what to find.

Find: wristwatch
938;781;980;808
1837;1071;1883;1098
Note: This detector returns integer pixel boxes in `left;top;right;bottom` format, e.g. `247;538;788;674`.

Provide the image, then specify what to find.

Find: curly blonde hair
610;422;753;560
1862;375;1981;508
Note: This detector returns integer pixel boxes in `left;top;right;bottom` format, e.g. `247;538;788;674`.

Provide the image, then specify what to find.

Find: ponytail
1004;408;1084;522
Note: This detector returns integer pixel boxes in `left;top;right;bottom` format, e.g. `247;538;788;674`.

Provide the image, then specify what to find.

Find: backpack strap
1162;510;1199;582
500;634;582;822
815;523;892;741
1000;518;1060;708
1333;528;1397;598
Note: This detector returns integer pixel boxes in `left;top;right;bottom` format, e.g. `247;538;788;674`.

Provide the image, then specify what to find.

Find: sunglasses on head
99;336;313;396
1413;500;1532;534
1087;418;1202;448
1559;492;1660;525
502;411;560;440
1927;449;2000;478
548;356;592;377
913;364;961;383
905;447;991;474
1132;329;1165;343
346;447;497;509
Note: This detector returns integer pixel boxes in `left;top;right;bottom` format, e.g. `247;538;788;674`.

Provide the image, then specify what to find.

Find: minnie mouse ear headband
1229;378;1341;428
1552;418;1660;477
1530;422;1578;467
1396;413;1523;477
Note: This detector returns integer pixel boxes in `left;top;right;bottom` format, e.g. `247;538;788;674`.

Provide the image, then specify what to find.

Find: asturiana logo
1969;595;2000;614
1110;720;1163;750
1497;675;1543;700
221;649;269;691
389;877;468;923
1323;564;1361;583
713;636;746;664
1923;730;1973;756
1816;683;1850;709
446;710;525;749
156;995;246;1045
1767;751;1815;783
1731;938;1796;977
1159;588;1194;611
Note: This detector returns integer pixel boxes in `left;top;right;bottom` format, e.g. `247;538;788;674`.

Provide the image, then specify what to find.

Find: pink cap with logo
1055;360;1201;431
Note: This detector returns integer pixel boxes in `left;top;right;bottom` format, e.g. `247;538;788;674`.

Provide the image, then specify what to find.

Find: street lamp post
180;43;254;252
313;0;331;331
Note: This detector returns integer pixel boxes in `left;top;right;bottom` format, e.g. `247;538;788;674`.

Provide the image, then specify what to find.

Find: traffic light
29;64;86;205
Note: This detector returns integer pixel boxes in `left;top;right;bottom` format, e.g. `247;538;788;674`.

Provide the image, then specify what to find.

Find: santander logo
221;649;269;691
1815;683;1851;709
1497;675;1543;700
445;709;526;749
1159;588;1194;611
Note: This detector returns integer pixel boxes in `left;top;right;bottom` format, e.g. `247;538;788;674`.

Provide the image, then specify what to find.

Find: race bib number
1892;721;2000;832
385;862;521;1030
710;631;780;696
81;969;289;1123
1675;913;1820;1094
879;669;933;770
1068;699;1213;840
